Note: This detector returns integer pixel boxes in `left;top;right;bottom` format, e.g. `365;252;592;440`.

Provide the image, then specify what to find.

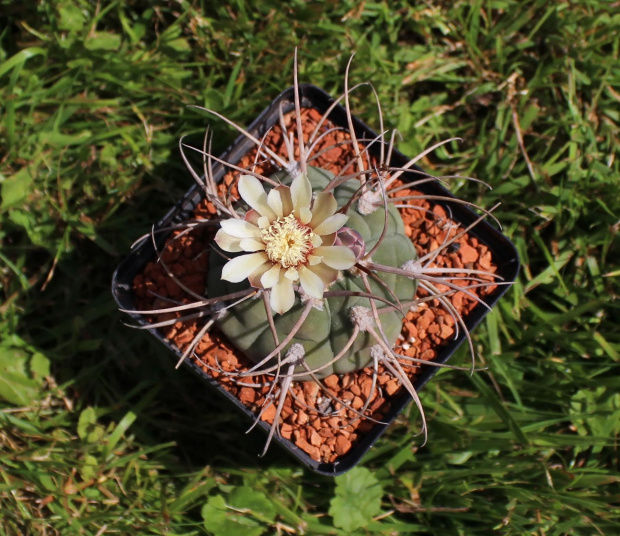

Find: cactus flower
214;173;357;314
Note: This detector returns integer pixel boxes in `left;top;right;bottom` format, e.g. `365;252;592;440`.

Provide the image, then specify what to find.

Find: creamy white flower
215;173;357;314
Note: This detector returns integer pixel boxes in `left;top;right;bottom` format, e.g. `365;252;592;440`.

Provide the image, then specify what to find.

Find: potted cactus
113;53;518;474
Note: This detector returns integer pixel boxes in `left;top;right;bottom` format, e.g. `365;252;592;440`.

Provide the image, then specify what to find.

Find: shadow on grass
13;180;298;477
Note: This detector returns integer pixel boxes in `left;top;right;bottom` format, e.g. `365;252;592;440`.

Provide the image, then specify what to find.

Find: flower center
261;214;315;268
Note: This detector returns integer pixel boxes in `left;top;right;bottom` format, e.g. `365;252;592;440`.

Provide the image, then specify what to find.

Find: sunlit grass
1;0;618;534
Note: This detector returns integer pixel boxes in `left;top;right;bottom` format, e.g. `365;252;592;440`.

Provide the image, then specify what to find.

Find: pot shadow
11;195;299;476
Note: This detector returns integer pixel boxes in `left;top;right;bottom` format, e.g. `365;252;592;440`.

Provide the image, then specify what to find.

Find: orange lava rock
377;374;391;385
440;324;455;340
458;243;479;264
352;396;364;410
260;404;276;423
432;204;447;220
238;387;256;404
479;250;493;270
309;429;322;447
419;349;435;361
327;416;341;428
361;378;374;398
323;375;339;389
417;309;435;331
340;391;354;403
280;423;293;440
385;379;400;396
175;330;194;347
404;321;418;339
335;435;352;456
297;410;309;426
310;417;321;430
295;437;320;460
303;381;320;403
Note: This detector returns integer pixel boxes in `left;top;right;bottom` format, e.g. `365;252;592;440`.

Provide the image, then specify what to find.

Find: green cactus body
208;167;418;379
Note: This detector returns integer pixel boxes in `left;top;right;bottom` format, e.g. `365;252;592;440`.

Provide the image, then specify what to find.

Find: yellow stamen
261;214;316;268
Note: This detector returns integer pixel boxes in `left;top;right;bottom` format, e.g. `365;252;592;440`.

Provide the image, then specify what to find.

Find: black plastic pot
112;84;519;476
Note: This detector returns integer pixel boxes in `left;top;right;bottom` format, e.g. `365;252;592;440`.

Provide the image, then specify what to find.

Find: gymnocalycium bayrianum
124;51;504;455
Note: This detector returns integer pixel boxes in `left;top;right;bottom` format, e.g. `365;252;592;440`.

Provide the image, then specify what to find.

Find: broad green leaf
0;345;48;406
202;494;266;536
329;467;383;532
229;486;276;523
85;32;121;51
30;352;51;380
66;58;93;69
163;37;191;53
0;164;35;210
8;209;58;248
81;455;99;480
77;407;105;443
58;5;85;32
570;388;620;446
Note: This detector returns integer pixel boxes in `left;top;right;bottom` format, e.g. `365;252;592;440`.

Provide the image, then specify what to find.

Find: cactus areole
208;166;418;378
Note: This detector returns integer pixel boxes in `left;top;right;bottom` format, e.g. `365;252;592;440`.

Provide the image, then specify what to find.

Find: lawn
1;1;619;534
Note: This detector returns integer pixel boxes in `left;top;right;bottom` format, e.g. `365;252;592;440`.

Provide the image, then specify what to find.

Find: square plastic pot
112;84;519;476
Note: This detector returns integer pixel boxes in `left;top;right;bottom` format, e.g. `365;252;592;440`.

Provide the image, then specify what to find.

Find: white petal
257;216;270;229
239;238;265;252
313;213;349;236
291;173;312;214
214;229;242;252
270;277;295;314
248;262;271;288
311;234;323;248
260;264;281;288
319;233;336;247
221;252;269;283
307;254;322;265
299;266;325;299
238;175;276;220
310;192;338;228
299;207;312;224
273;185;293;216
245;209;261;226
306;262;339;286
267;188;283;218
220;218;261;239
314;246;357;270
284;267;299;281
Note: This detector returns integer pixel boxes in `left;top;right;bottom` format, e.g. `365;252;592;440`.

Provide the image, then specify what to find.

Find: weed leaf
329;467;383;532
0;344;49;406
202;486;275;536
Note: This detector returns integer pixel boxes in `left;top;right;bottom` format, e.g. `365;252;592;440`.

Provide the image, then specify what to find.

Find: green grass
1;0;619;534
